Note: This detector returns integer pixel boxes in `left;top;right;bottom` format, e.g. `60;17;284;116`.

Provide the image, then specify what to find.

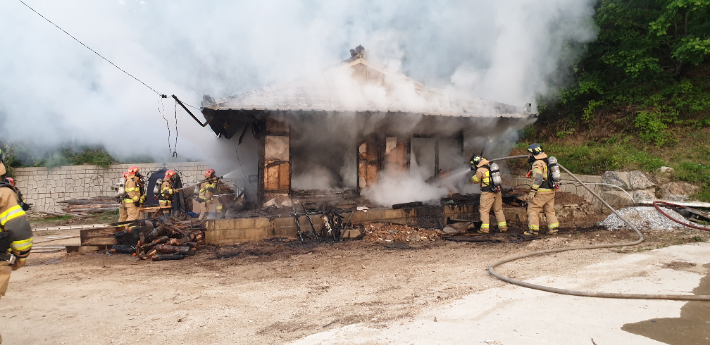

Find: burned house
199;46;535;210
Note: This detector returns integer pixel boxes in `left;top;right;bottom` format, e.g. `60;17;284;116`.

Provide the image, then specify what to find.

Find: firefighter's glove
139;195;146;203
132;196;140;203
528;191;536;201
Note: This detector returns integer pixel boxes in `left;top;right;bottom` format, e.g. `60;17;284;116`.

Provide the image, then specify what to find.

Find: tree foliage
542;0;710;146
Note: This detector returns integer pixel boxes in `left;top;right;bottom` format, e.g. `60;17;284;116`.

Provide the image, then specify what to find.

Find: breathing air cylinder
548;156;561;187
154;179;163;195
116;177;126;197
489;163;502;192
194;184;200;195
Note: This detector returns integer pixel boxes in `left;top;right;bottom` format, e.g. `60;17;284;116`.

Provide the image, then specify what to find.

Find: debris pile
598;206;688;231
60;197;119;215
111;216;205;261
362;222;443;243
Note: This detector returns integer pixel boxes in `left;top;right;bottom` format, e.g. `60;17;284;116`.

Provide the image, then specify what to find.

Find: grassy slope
519;70;710;202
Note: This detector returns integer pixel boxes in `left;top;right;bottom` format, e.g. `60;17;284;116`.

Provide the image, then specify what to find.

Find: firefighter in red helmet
197;169;222;220
119;166;145;222
158;170;177;208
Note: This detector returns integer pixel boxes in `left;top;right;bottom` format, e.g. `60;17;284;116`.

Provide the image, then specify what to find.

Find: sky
0;0;598;165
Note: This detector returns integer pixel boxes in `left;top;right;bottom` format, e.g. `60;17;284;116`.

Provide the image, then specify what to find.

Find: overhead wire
16;0;203;156
158;97;172;155
173;100;179;157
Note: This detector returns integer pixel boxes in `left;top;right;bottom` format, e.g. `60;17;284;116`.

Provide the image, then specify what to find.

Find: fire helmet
470;155;483;166
6;177;14;187
205;169;216;178
165;170;176;179
127;166;140;175
122;172;128;178
527;143;544;156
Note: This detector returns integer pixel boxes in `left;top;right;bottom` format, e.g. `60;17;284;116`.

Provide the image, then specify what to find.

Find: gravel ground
598;206;689;231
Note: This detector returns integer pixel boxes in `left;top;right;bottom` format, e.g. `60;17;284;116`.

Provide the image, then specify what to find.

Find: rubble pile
598;206;688;231
111;216;205;261
60;196;119;215
362;222;443;243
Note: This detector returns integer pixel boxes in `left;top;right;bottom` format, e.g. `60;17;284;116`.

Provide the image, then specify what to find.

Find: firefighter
158;170;177;208
121;166;145;222
0;149;34;303
197;169;222;220
524;143;559;236
470;155;507;234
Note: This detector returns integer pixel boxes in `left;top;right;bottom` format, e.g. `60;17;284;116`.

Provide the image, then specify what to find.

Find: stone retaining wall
512;173;605;212
13;162;209;213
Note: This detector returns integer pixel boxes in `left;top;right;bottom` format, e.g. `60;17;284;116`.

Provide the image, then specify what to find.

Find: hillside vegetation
527;0;710;201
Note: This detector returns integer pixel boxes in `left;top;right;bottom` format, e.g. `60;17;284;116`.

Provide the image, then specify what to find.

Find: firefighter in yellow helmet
197;169;222;220
119;166;145;222
470;155;507;234
1;149;34;304
158;170;177;208
525;143;559;236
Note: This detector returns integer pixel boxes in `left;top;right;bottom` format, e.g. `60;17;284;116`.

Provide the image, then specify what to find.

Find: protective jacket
0;180;33;265
123;175;145;206
471;159;497;193
198;177;219;203
530;153;553;192
159;179;174;204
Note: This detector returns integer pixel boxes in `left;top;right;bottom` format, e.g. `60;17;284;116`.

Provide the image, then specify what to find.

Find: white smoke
0;0;597;204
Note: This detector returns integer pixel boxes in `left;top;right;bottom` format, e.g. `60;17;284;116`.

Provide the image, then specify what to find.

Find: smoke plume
0;0;598;201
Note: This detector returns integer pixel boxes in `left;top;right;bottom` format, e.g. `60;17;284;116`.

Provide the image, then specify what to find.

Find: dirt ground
2;224;710;344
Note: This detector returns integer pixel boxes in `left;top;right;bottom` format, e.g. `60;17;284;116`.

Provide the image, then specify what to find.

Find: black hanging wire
173;100;179;157
236;148;255;187
158;96;172;154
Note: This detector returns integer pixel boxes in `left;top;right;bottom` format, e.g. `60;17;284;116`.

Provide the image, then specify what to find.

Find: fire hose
653;201;710;232
486;156;710;301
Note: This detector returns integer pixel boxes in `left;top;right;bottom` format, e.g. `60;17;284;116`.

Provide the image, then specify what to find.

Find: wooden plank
80;227;121;246
279;162;290;190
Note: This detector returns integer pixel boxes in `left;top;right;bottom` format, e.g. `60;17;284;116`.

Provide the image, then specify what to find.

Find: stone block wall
12;162;209;213
511;172;605;212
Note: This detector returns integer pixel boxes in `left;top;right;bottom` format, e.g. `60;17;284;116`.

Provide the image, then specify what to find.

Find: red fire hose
653;201;710;231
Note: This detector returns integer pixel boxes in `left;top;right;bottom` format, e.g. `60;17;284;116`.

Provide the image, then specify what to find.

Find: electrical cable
173;100;179;157
158;97;172;155
487;156;710;301
16;0;203;111
653;201;710;231
236;149;255;187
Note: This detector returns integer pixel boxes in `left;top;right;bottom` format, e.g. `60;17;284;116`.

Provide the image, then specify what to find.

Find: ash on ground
598;206;688;231
362;222;443;243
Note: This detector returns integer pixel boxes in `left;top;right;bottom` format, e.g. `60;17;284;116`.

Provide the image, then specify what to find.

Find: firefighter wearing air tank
525;143;561;236
470;155;507;233
157;170;177;208
197;169;222;220
0;149;34;301
118;166;145;222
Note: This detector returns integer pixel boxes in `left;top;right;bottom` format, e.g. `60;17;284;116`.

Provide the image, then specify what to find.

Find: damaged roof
202;46;533;118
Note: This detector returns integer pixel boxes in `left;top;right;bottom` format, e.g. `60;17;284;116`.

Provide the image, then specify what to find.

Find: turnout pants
118;201;128;222
125;203;140;221
479;192;507;232
199;201;222;220
527;191;559;232
0;265;11;298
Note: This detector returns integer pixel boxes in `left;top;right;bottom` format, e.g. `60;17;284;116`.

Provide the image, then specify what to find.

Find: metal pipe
485;154;710;301
172;95;210;127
